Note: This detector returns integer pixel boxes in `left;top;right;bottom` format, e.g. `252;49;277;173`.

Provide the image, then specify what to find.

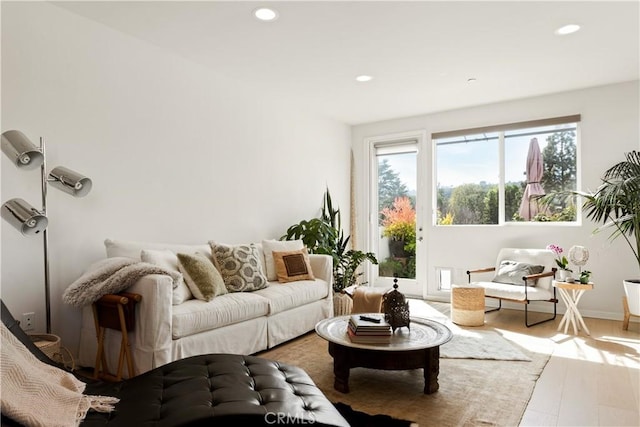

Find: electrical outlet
22;312;35;331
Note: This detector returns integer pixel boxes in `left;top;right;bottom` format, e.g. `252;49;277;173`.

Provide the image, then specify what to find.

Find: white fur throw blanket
63;257;182;307
0;322;119;426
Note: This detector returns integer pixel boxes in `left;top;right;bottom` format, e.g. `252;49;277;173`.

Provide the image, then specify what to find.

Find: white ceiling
54;1;640;125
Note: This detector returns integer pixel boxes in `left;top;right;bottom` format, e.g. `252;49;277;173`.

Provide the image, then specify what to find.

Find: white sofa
76;239;334;377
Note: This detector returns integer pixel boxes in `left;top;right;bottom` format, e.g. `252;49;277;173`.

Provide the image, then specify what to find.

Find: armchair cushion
492;260;544;286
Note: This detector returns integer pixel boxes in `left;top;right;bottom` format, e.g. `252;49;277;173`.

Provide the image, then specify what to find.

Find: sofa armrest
126;274;174;372
308;254;333;287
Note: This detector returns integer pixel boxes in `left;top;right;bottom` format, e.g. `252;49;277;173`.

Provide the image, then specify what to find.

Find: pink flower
546;244;572;271
546;244;563;256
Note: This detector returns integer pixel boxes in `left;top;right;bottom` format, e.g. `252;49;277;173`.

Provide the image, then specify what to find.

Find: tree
378;159;408;217
449;183;493;224
505;182;524;220
541;130;576;208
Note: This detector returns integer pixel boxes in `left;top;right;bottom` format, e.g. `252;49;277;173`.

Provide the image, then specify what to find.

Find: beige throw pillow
273;248;315;283
176;252;227;301
140;249;191;304
262;239;305;281
208;242;268;292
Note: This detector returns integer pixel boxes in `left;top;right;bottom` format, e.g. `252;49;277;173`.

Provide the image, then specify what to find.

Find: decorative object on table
568;245;589;274
579;270;592;285
546;244;572;281
382;276;410;331
1;130;93;333
541;151;640;327
347;313;392;344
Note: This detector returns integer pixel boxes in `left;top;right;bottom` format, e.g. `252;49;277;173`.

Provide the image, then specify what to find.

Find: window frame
432;115;582;227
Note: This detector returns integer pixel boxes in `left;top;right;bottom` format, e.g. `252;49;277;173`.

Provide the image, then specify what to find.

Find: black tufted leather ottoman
1;300;349;427
81;354;350;426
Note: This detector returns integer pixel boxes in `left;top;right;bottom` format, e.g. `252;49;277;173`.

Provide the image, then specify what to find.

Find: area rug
440;329;532;361
333;402;414;426
257;330;551;427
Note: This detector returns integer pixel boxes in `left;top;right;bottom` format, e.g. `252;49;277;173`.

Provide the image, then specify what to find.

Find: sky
381;124;575;190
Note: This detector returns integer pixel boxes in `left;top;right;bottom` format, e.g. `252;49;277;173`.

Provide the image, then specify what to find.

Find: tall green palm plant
543;150;640;276
583;150;640;274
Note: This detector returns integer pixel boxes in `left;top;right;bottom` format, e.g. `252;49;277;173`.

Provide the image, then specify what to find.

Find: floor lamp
1;130;92;333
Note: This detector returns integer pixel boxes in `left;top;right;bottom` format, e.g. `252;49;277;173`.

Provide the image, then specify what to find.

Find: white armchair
466;248;558;327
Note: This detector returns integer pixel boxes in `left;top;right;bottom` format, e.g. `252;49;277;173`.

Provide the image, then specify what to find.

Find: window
434;115;580;225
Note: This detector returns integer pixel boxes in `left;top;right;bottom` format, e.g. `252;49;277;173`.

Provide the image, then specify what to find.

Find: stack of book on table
347;314;392;344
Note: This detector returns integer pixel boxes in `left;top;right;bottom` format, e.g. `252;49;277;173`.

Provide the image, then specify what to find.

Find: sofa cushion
105;239;212;262
253;279;330;315
209;242;268;292
273;248;315;283
261;239;304;281
141;249;192;305
177;252;228;301
172;293;270;339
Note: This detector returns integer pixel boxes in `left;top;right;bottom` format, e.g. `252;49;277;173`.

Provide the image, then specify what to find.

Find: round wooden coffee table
315;315;452;394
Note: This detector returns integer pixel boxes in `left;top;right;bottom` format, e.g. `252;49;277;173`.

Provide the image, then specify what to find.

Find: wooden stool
451;284;485;326
92;292;141;381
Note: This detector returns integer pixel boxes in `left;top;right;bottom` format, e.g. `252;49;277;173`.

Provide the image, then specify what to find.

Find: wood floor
409;299;640;427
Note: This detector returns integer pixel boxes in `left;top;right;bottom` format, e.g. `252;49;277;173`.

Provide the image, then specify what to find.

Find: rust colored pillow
273;248;315;283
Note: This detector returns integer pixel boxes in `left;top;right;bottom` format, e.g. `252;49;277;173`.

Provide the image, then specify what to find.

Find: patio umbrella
518;137;546;220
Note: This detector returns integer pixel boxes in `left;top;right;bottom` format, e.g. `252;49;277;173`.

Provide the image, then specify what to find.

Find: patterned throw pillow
176;252;227;301
262;239;304;281
272;248;315;283
208;242;268;292
492;260;544;286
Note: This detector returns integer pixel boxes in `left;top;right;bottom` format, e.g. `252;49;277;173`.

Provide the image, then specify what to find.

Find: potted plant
282;188;378;315
380;196;416;258
542;150;639;322
546;244;573;281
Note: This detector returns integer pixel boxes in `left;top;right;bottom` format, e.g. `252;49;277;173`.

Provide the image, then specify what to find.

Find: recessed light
355;75;373;82
253;7;278;22
555;24;580;35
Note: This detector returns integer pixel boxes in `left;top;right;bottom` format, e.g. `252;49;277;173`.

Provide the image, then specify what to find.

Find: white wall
352;81;640;320
1;2;351;352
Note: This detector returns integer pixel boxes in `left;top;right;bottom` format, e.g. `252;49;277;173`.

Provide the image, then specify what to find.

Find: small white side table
553;280;594;335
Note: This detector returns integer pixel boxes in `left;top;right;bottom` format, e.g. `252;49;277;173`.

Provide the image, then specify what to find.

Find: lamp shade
48;166;92;197
1;130;44;170
1;198;48;236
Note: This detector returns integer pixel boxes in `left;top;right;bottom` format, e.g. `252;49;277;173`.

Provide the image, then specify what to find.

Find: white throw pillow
141;249;192;304
261;239;305;281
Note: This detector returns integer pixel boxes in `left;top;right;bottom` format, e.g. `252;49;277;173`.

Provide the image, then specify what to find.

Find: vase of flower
547;244;574;282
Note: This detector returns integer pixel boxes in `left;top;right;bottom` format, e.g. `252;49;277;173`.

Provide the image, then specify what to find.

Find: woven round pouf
451;284;485;326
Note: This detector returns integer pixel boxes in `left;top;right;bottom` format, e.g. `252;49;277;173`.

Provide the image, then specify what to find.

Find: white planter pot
557;269;572;282
623;279;640;316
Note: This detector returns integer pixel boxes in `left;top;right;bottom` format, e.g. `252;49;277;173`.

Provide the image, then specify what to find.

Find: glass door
369;139;423;297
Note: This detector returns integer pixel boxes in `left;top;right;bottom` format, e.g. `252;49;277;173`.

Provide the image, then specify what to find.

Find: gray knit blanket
63;257;182;307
